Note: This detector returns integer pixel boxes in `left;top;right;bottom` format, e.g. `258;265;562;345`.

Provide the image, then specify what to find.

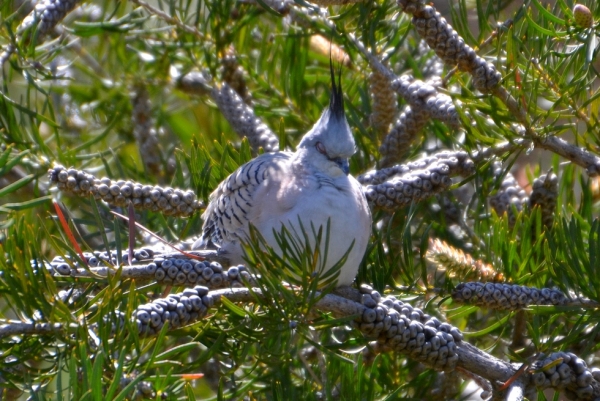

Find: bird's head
297;63;355;176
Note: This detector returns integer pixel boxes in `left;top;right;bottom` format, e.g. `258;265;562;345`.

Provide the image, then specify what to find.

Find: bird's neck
293;148;344;178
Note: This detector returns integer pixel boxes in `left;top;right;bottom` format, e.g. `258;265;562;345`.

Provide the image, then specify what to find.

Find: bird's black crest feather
329;55;344;119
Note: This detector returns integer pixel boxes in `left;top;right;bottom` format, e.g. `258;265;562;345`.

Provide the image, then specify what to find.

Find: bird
194;65;372;286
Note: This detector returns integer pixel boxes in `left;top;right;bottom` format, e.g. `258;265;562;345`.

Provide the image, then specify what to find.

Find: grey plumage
194;67;371;286
199;153;289;248
297;65;356;165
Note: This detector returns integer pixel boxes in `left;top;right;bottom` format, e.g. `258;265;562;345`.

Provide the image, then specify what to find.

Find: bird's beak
335;158;350;175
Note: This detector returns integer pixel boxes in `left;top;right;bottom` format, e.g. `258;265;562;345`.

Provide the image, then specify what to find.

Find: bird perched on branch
194;65;372;286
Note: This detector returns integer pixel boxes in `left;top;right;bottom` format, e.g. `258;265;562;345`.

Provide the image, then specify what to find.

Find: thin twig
0;321;64;338
534;135;600;176
456;367;492;399
510;311;527;349
472;140;530;163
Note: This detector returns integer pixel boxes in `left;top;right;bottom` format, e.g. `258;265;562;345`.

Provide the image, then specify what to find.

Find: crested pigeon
194;67;372;286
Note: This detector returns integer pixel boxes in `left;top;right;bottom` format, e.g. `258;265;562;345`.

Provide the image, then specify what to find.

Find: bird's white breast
249;161;371;286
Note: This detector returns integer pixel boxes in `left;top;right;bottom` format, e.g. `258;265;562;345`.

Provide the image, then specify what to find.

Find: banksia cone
221;48;249;102
356;285;462;370
452;282;568;311
134;286;219;336
360;150;474;185
427;238;503;282
176;71;213;96
47;249;253;289
574;4;593;28
379;106;426;167
531;351;599;399
369;64;398;135
211;83;279;153
118;377;156;400
142;259;250;287
18;0;79;39
391;75;460;128
379;76;461;166
48;165;203;217
397;0;502;93
436;195;462;225
128;266;248;336
489;163;528;227
309;35;351;67
529;172;558;227
362;151;475;210
48;248;155;273
362;162;453;210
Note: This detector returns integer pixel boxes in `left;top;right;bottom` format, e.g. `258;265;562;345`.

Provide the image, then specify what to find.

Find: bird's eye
316;142;327;156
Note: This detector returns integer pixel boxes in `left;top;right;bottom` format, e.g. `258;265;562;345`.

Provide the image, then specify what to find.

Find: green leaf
530;0;566;25
221;297;248;318
91;351;104;401
0;174;34;197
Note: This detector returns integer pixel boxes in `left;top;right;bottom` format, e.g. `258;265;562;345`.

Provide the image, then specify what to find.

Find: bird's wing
199;152;292;248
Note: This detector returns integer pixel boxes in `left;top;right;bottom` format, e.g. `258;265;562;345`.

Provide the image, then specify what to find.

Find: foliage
1;0;600;399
